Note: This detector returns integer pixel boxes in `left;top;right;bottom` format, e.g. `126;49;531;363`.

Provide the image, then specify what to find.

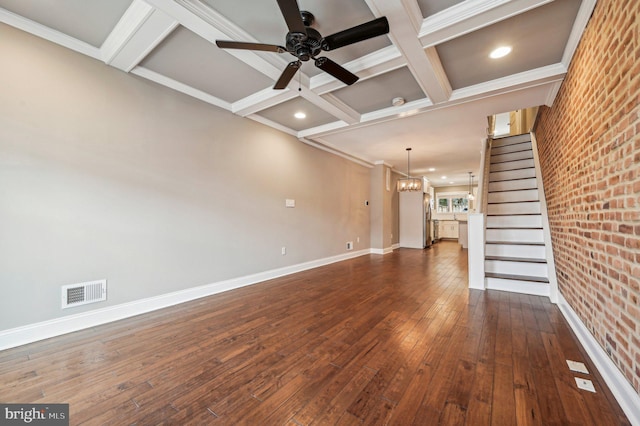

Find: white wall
0;24;371;330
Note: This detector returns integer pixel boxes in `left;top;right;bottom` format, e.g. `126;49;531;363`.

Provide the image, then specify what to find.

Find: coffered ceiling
0;0;595;186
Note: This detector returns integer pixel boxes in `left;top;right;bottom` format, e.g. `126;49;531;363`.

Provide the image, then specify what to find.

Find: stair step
487;201;541;215
488;189;539;203
485;256;546;263
491;134;531;147
490;168;536;182
491;150;533;164
486;215;543;228
489;178;537;192
491;141;532;155
490;158;535;172
486;275;550;297
485;242;546;259
485;259;548;277
486;228;544;243
486;272;549;283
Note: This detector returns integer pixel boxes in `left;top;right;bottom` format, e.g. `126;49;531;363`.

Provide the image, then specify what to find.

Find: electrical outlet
346;241;353;250
566;360;589;374
281;247;286;255
575;378;596;393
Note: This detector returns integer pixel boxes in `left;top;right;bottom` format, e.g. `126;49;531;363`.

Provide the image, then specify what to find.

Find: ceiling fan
215;0;389;90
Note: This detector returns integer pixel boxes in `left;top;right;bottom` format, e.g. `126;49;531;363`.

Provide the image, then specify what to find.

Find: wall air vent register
61;279;107;309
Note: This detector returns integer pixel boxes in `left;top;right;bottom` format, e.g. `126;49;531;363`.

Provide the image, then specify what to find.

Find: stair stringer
530;131;559;303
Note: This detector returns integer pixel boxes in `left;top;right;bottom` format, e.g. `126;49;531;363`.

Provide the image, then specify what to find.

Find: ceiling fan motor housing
286;27;323;61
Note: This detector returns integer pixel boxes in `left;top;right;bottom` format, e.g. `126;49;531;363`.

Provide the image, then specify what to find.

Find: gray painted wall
0;24;372;330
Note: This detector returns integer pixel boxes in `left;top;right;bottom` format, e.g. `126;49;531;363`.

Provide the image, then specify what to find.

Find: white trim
485;278;550;297
0;249;373;351
131;66;231;111
0;8;101;59
530;131;559;303
468;213;485;289
371;246;395;255
298;137;374;169
100;0;155;64
557;293;640;426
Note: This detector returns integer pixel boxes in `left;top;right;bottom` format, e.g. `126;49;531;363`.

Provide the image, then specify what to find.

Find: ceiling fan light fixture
489;46;512;59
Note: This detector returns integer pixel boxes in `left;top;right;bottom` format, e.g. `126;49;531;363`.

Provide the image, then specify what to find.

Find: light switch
285;199;295;208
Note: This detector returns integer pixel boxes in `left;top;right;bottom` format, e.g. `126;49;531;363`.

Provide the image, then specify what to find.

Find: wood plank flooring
0;242;630;425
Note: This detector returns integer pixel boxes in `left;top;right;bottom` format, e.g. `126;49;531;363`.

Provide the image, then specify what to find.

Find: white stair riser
487;201;541;215
490;168;536;181
486;215;543;228
486;228;544;243
491;142;532;155
488;189;539;203
489;178;537;192
490;158;535;172
485;260;548;277
486;243;546;259
486;278;550;297
492;134;531;147
491;150;533;164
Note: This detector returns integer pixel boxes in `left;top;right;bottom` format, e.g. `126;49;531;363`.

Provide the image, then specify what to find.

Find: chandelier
397;148;423;192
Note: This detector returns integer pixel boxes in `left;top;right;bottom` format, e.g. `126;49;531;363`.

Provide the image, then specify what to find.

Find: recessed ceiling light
449;181;454;184
441;176;447;179
428;168;436;172
489;46;512;59
294;111;306;119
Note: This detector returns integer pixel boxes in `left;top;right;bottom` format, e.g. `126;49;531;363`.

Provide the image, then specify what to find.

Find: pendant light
397;148;423;192
468;172;475;200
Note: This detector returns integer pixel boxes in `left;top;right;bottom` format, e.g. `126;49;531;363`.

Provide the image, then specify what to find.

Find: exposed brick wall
535;0;640;393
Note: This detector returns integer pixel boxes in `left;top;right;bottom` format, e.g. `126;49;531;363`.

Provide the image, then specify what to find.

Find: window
436;192;469;213
437;197;450;213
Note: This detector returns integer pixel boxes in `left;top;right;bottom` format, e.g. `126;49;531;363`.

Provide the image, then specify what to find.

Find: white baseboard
0;248;371;351
557;292;640;425
371;245;395;255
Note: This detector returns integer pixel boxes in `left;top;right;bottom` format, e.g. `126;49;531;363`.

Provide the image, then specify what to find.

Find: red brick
535;0;640;396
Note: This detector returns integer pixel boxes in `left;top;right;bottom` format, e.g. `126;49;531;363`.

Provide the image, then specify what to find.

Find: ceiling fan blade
315;57;359;86
274;61;301;89
216;40;286;53
322;17;389;51
277;0;307;36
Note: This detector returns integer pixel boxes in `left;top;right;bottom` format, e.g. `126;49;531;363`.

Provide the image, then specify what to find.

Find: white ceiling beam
449;63;566;102
144;0;285;81
299;88;361;125
365;0;452;104
232;87;299;117
131;66;231;111
0;7;100;59
102;0;178;72
310;45;405;94
419;0;553;47
303;63;566;141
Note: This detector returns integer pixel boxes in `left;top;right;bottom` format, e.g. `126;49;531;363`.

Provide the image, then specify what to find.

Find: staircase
484;133;551;296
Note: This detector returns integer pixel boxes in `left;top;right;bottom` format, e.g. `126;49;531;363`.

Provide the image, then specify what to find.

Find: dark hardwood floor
0;242;630;425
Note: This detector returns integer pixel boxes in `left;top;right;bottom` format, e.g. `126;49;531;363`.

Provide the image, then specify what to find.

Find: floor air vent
61;279;107;309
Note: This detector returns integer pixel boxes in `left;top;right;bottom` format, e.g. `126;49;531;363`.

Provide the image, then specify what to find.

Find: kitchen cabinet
438;220;459;239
